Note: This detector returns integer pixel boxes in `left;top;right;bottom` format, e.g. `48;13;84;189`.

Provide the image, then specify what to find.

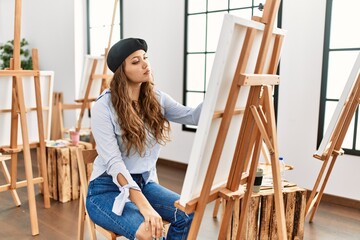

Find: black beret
107;38;148;73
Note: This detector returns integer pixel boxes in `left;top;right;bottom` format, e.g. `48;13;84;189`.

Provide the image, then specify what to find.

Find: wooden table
227;184;306;240
217;163;306;239
42;141;92;203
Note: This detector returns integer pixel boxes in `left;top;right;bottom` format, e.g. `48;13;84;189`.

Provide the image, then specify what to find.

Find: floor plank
0;152;359;239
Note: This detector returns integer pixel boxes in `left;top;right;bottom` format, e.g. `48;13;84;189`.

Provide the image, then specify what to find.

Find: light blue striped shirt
90;89;202;215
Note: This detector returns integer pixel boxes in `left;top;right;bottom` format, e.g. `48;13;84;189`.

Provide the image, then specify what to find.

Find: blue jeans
86;172;193;240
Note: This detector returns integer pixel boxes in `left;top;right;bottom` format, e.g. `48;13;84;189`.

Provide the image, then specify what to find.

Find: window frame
86;0;123;55
183;0;282;132
317;0;360;156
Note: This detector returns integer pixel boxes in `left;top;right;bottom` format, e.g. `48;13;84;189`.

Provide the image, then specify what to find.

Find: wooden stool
76;149;121;240
76;149;170;239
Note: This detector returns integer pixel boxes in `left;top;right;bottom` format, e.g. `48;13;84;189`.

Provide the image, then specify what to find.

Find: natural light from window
88;0;121;56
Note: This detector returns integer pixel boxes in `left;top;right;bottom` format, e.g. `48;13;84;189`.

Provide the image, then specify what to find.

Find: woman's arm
91;94;140;215
91;93;135;186
92;93;163;237
117;173;164;238
159;90;203;125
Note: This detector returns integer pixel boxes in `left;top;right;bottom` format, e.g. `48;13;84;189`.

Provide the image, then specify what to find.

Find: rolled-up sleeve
91;94;140;215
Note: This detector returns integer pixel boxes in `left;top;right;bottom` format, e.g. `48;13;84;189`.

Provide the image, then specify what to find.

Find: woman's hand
116;173;164;238
141;206;164;238
130;188;164;238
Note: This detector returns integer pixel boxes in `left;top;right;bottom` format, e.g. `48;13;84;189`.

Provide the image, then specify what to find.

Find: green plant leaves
0;38;33;70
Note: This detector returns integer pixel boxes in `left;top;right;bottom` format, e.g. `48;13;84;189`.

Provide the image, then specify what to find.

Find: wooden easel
0;0;50;236
73;0;119;132
52;0;118;137
72;55;112;133
306;54;360;222
175;1;287;239
51;56;111;139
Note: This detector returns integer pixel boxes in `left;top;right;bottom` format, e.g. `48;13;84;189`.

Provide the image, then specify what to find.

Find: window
87;0;123;56
318;0;360;155
184;0;279;131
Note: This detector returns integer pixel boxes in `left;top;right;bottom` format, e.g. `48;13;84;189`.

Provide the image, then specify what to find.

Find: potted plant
0;38;32;70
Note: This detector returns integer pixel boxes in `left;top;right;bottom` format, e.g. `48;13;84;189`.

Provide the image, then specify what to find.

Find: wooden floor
1;152;360;239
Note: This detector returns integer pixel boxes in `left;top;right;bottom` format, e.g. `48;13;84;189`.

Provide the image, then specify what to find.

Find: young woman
87;38;202;240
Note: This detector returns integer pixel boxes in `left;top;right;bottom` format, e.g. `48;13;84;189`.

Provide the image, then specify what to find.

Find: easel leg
76;59;98;132
305;156;330;217
234;133;263;240
213;198;222;218
0;157;21;206
305;158;329;217
58;95;65;139
269;147;287;239
35;147;51;208
248;86;287;239
32;49;51;208
77;193;85;240
188;204;206;239
50;92;60;140
10;83;19;191
261;141;271;164
218;198;236;239
16;76;40;235
307;155;338;222
263;86;287;239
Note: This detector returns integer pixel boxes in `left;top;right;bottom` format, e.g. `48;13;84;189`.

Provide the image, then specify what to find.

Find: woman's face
123;49;152;85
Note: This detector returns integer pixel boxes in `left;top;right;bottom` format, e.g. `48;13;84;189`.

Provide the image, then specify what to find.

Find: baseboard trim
158;158;360;210
157;158;188;171
307;190;360;210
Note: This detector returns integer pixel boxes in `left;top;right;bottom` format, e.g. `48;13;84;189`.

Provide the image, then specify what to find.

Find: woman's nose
142;61;148;69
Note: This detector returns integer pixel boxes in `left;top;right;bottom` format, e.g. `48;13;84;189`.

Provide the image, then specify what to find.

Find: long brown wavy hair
110;63;171;156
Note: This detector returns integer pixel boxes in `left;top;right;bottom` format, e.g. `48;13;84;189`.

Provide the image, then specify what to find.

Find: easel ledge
1;142;45;153
0;70;40;76
175;182;247;215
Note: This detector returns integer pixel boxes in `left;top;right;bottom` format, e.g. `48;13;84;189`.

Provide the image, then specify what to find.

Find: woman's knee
136;221;166;240
174;209;194;227
135;222;152;240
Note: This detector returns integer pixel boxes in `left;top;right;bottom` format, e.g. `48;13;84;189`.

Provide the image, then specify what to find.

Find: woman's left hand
142;206;164;238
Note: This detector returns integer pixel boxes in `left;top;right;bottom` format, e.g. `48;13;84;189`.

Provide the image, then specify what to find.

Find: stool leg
77;194;86;240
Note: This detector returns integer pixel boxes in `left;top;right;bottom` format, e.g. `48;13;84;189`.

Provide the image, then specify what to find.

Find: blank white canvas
0;71;54;147
179;14;285;207
315;53;360;158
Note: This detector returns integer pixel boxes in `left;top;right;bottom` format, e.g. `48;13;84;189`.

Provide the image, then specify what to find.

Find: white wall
1;0;359;201
122;0;360;201
0;0;87;129
122;0;197;164
279;0;360;200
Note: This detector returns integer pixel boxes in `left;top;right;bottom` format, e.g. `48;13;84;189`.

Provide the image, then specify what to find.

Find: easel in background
52;0;118;138
176;0;287;239
0;0;50;235
306;53;360;222
51;55;111;139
